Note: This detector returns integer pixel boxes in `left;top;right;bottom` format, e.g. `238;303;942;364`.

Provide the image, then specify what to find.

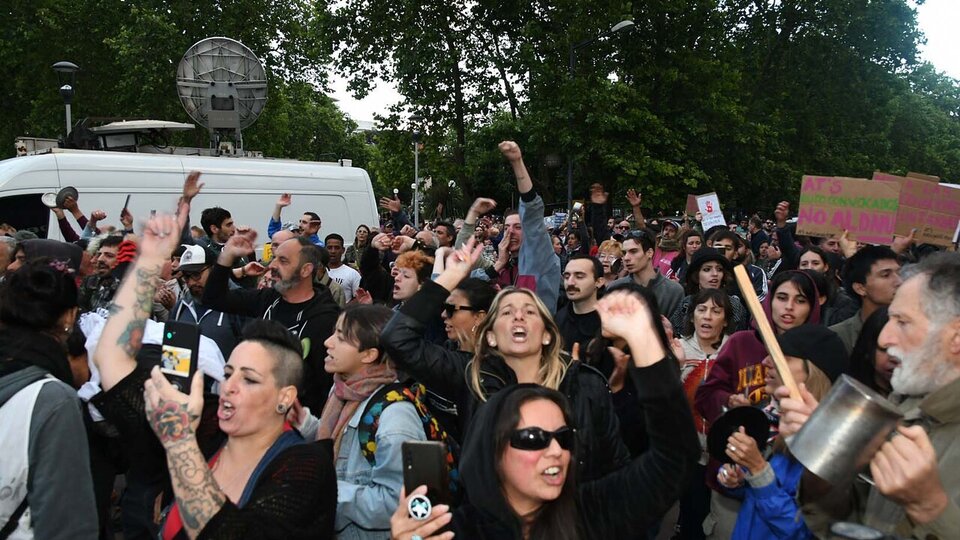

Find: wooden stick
733;265;801;400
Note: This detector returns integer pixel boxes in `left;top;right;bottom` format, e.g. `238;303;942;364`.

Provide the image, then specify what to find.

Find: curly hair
395;250;435;284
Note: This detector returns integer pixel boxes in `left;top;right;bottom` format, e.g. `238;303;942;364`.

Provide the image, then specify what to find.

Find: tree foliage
2;0;959;221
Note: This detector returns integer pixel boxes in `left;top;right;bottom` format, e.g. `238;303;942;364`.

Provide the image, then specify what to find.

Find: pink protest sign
796;176;900;244
873;171;960;247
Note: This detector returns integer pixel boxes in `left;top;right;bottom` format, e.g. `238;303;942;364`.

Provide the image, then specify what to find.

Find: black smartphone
122;194;131;212
160;321;201;392
402;441;450;507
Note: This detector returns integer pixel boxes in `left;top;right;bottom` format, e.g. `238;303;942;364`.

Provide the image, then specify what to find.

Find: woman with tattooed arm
92;212;336;540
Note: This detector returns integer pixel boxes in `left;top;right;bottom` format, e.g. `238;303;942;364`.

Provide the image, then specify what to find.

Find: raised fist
498;141;522;162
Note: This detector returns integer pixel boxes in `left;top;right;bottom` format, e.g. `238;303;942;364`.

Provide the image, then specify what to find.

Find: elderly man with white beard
778;251;960;539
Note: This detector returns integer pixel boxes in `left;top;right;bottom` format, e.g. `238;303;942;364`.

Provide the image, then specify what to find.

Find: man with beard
203;233;341;411
78;235;123;312
169;244;247;359
555;254;605;354
780;252;960;538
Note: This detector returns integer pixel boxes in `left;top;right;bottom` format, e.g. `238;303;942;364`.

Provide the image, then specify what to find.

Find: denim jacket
335;388;426;539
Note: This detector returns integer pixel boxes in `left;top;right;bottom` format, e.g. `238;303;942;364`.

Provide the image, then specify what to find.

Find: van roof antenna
176;37;267;155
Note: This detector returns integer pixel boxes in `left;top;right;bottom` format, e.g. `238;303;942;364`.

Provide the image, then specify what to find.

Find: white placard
697;192;726;229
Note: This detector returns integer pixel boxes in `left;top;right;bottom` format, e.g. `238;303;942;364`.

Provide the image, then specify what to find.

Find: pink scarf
316;363;397;458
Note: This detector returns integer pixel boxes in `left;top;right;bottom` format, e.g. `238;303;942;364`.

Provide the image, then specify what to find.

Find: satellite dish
176;37;267;153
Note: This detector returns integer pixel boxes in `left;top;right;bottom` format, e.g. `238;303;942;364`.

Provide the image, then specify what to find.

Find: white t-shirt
327;264;362;302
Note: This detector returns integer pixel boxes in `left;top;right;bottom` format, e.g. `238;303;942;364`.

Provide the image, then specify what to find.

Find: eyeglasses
443;303;483;318
510;426;576;451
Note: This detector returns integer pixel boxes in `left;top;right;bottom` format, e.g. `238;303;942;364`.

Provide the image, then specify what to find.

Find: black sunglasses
509;426;576;451
443;303;483;317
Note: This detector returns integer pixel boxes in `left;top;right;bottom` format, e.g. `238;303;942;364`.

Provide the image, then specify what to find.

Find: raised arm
499;141;561;311
626;189;644;229
95;213;184;391
579;290;698;537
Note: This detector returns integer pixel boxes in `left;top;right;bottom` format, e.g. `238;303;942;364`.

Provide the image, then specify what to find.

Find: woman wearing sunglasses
390;289;698;539
382;239;631;482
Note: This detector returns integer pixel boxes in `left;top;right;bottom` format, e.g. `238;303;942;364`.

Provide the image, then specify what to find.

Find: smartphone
160;321;201;392
402;441;450;507
122;194;131;211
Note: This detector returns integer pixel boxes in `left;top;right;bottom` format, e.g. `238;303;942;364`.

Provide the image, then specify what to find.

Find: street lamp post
410;114;424;228
566;20;635;218
52;61;80;137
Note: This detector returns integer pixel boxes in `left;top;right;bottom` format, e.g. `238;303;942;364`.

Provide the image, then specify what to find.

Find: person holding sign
779;253;960;539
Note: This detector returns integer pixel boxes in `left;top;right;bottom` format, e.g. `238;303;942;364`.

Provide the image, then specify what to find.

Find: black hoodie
452;359;699;539
202;263;341;411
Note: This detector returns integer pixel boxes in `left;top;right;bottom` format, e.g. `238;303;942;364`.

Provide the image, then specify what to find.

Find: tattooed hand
144;366;204;448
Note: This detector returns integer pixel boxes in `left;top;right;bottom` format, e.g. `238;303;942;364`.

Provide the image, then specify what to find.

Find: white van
0;149;379;250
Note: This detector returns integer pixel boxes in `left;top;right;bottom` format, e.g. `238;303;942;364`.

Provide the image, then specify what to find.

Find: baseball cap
179;244;217;274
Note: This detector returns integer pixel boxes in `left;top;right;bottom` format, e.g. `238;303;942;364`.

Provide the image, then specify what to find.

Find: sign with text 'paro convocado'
796;176;900;245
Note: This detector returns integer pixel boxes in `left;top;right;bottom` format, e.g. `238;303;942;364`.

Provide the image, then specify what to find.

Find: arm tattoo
166;440;227;536
116;266;160;357
149;399;197;446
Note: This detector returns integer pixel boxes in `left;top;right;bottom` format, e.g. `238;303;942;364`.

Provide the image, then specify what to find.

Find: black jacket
451;359;699;539
201;263;341;411
381;280;631;482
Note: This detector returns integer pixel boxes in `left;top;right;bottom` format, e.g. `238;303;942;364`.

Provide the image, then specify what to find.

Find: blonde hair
598;239;623;258
775;361;832;453
468;288;568;400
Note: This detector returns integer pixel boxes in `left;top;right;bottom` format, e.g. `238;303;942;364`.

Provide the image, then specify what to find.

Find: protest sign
873;172;960;247
686;194;698;215
797;176;900;244
696;192;726;230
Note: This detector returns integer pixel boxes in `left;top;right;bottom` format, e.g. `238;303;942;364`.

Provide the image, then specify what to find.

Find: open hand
183;171;204;202
626;189;642;207
223;229;257;261
277;193;292;208
589;183;609;205
379;195;402;214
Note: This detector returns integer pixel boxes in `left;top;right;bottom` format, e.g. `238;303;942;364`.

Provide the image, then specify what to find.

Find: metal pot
786;374;902;485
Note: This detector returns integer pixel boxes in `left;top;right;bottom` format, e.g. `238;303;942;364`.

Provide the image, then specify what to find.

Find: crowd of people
0;140;958;540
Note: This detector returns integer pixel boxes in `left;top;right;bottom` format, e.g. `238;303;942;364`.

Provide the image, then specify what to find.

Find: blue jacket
731;453;812;540
267;216;324;246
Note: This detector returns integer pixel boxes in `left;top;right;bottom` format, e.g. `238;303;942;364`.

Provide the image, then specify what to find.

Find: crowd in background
1;141;959;540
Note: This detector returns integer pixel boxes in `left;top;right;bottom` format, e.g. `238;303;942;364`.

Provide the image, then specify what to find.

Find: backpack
358;382;460;496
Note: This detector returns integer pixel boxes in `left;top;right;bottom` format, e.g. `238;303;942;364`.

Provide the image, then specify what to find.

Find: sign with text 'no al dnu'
696;192;726;230
873;172;960;247
797;176;900;244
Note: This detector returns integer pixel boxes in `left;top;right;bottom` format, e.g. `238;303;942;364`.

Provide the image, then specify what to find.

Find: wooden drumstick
733;265;801;400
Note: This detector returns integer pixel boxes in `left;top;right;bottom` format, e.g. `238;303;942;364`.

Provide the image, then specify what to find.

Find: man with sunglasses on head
268;193;325;247
169;244;247;360
608;229;684;317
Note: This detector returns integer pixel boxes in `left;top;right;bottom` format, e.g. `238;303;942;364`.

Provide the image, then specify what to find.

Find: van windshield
0;194;49;238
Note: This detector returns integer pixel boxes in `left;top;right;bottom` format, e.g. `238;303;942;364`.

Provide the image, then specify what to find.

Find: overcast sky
330;0;960;123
